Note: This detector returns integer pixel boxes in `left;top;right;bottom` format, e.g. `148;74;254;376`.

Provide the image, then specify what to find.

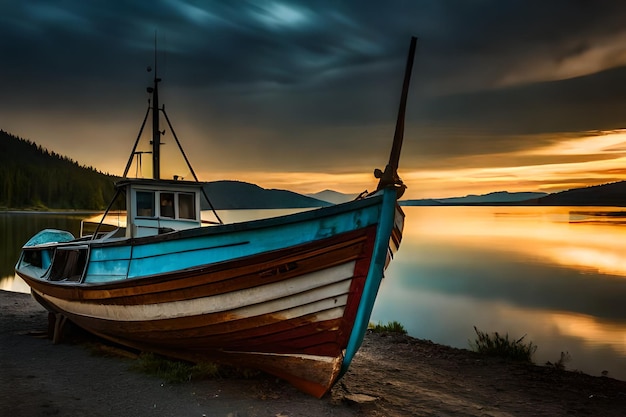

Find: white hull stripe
36;261;356;322
224;350;346;364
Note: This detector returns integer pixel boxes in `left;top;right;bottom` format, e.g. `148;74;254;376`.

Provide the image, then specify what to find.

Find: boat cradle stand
48;312;69;344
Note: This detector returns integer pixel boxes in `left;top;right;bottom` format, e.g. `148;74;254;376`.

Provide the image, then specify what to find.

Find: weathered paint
81;195;384;282
16;191;402;398
341;188;404;375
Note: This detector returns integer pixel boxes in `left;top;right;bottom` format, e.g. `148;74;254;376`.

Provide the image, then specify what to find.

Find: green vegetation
469;326;537;362
0;130;119;210
369;320;408;335
131;352;220;383
131;352;261;383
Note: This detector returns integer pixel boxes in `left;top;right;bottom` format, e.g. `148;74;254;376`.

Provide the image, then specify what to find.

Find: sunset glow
200;129;626;199
398;129;626;199
2;2;626;201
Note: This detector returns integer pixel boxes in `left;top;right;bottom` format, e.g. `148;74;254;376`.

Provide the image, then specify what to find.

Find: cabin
118;178;203;238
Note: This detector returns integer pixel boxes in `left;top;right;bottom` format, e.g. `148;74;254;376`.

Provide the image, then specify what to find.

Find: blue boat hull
17;188;403;397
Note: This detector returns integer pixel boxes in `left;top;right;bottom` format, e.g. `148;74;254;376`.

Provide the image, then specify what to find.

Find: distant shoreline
0;210;103;214
401;181;626;207
400;201;626;207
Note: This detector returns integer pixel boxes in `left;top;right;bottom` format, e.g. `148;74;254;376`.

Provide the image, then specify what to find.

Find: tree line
0;130;119;210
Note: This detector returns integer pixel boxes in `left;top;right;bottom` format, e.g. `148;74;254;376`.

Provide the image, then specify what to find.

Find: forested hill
0;130;119;210
531;181;626;206
202;181;331;209
0;131;329;210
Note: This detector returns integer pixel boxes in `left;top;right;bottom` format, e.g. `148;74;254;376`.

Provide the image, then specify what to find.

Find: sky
2;0;626;199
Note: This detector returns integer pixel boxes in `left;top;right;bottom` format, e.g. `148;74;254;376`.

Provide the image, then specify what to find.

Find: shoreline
0;210;103;214
1;289;625;416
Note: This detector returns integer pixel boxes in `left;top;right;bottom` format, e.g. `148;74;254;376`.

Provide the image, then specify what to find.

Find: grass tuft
469;326;537;362
131;352;220;383
368;320;408;335
546;351;571;370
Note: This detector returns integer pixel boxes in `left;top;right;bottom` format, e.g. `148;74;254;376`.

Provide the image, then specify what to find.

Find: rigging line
161;108;198;180
91;188;122;240
123;105;151;178
161;106;223;224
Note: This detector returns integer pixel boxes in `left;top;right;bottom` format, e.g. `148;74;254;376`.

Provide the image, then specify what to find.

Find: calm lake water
2;207;625;380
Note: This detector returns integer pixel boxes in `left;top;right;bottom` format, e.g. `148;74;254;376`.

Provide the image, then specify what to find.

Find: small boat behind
16;36;417;397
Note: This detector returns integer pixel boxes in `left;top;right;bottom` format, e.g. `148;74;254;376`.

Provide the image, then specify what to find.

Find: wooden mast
151;42;161;180
374;36;417;197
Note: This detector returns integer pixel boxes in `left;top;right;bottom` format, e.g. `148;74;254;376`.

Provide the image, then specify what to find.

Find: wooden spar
375;36;417;195
151;61;162;180
389;36;417;172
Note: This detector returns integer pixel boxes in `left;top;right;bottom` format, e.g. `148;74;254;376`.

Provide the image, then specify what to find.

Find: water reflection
550;312;626;355
390;240;626;321
0;273;30;293
0;213;85;291
213;208;313;224
372;206;626;380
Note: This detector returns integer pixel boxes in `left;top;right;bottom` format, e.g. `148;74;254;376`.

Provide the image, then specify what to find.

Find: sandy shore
1;290;625;416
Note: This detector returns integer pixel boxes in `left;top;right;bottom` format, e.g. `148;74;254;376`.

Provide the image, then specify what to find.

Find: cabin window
134;189;197;221
178;193;196;220
137;191;155;217
160;192;175;218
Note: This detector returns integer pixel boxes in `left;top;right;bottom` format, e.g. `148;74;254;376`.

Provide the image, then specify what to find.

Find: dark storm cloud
1;0;626;174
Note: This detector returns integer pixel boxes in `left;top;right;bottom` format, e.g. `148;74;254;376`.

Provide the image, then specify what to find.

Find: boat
15;36;417;398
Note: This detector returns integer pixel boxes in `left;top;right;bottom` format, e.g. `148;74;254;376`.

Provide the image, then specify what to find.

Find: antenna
153;31;158;77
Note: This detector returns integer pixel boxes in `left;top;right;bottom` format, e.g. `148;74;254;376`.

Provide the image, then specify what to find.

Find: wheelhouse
119;178;203;237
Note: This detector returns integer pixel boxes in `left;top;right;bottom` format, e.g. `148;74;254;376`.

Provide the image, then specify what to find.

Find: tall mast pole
374;36;417;196
151;35;161;180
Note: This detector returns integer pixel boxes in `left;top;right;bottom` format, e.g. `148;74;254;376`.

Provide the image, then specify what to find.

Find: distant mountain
7;129;625;210
0;131;331;211
402;191;548;206
202;180;332;210
307;189;360;204
531;181;626;206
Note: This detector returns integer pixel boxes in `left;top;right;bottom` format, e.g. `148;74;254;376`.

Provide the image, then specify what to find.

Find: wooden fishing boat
15;37;416;398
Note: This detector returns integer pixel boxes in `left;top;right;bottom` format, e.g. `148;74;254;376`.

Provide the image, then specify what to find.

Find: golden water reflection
373;206;626;380
406;206;626;277
550;312;626;355
0;274;30;293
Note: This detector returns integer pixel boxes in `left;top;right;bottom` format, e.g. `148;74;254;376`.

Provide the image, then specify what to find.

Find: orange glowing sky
2;2;626;199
